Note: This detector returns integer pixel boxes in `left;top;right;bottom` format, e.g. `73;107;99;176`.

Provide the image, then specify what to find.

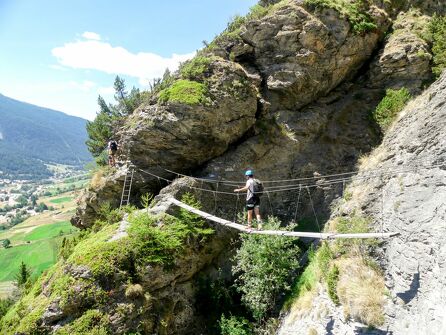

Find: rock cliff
278;66;446;335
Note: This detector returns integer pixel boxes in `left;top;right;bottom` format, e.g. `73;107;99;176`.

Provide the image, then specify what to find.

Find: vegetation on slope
158;80;209;105
233;218;300;321
0;193;214;334
372;88;411;132
303;0;377;33
284;212;386;328
0;94;90;179
425;15;446;77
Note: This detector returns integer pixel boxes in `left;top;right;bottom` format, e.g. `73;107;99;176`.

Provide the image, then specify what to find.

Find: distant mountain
0;93;91;180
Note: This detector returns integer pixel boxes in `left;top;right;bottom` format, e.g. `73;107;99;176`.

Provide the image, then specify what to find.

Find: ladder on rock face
120;169;134;208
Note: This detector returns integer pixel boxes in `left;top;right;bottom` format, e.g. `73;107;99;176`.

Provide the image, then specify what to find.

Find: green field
21;221;75;241
0;221;78;282
0;239;59;281
49;196;73;204
0;177;84;297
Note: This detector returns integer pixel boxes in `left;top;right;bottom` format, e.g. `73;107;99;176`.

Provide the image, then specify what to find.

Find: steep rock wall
278;71;446;335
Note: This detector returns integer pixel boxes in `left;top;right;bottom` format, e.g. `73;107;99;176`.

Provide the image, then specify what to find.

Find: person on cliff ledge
107;139;118;167
234;170;263;230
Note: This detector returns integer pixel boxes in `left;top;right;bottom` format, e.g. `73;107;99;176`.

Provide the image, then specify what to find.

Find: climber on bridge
234;170;263;230
107;139;118;167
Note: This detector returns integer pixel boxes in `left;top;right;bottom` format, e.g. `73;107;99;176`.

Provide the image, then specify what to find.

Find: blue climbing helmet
245;170;253;176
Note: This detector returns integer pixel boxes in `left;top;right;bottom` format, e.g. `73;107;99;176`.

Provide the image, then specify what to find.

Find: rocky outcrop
121;58;258;172
239;1;388;111
278;71;446;335
74;0;394;228
368;9;432;93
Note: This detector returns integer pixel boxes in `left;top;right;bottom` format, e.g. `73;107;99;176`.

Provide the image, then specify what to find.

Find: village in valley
0;165;89;299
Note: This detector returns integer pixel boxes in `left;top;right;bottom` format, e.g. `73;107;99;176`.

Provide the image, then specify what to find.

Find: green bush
180;56;212;80
0;298;13;319
219;314;253;335
233;218;300;320
304;0;377;33
427;15;446;77
158;80;209;105
372;88;411;132
326;264;340;304
177;192;214;240
334;215;378;254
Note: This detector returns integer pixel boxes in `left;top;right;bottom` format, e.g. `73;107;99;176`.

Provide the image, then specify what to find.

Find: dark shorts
246;196;260;210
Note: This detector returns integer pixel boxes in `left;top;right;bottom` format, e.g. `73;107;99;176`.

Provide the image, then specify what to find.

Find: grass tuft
304;0;377;34
158;80;209;105
372;88;411;132
180;56;212;81
337;257;385;327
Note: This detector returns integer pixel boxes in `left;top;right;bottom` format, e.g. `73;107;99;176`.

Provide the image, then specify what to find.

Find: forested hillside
0;94;91;179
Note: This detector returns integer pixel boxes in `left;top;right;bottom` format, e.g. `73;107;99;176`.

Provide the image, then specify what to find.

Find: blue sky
0;0;257;120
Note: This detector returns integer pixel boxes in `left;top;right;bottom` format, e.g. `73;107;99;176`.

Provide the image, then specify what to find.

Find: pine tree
86;77;145;163
15;261;31;287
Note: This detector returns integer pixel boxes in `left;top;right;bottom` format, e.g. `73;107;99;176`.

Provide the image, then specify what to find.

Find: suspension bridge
115;158;446;239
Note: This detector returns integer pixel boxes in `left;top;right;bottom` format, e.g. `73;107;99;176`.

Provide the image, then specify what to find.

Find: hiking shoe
257;223;263;230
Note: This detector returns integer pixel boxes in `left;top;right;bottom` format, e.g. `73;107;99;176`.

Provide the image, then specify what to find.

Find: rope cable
136;161;446;196
266;191;274;218
306;187;323;240
293;184;302;223
213;182;219;215
234;192;240;223
158;156;445;185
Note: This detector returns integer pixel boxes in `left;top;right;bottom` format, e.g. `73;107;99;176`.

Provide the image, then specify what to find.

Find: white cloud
49;64;68;71
52;36;195;84
82;31;101;40
69;80;97;92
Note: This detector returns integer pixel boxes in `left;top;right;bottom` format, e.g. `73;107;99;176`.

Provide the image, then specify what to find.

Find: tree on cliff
113;76;143;115
86;76;144;164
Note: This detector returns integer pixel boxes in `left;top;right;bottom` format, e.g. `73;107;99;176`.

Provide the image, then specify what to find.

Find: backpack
110;141;118;151
253;179;264;196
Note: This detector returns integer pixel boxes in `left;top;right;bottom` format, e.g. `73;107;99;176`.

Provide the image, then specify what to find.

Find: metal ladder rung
120;169;134;208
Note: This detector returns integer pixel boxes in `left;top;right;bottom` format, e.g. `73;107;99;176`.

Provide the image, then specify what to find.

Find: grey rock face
121;59;258;173
368;72;446;335
239;2;388;111
278;72;446;334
